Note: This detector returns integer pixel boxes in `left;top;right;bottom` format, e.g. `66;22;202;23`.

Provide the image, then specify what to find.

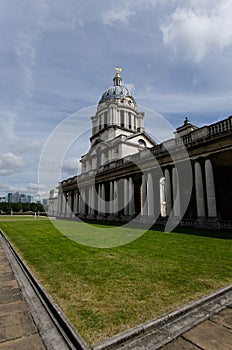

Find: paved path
0;244;46;350
160;306;232;349
1;237;232;350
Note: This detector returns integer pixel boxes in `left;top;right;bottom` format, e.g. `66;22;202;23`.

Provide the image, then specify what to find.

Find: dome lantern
113;67;122;86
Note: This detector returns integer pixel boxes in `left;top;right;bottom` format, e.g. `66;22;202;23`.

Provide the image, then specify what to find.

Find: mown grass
0;215;49;221
0;218;231;345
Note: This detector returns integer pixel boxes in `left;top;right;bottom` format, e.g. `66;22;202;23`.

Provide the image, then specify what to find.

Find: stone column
101;183;105;214
65;192;70;217
172;167;181;217
141;174;148;216
73;190;76;215
76;192;80;215
194;161;205;218
205;158;217;217
129;177;135;216
93;185;96;215
153;170;161;218
114;180;118;215
109;181;114;215
160;177;166;217
147;172;154;216
110;107;113;124
57;191;62;216
80;188;85;215
88;186;92;215
165;168;172;216
61;192;66;216
124;111;128;129
97;184;102;214
124;178;129;216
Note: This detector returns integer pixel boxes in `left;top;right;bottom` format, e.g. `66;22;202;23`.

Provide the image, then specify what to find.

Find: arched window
138;139;146;147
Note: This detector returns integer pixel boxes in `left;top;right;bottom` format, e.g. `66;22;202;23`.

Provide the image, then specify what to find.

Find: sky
0;0;232;200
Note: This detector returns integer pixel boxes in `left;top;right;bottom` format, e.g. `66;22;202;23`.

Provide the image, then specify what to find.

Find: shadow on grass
79;218;232;240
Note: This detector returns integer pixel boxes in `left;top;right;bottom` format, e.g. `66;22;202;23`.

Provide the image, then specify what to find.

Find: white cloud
101;0;166;25
125;82;135;94
160;0;232;62
12;140;41;154
62;157;79;175
0;183;10;190
0;111;16;140
27;182;43;190
14;31;37;95
102;8;135;25
0;152;25;175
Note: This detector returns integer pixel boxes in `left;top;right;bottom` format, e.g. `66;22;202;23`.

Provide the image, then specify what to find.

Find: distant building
48;188;59;216
26;195;33;203
0;197;6;203
48;69;232;230
7;193;13;203
19;194;27;203
13;192;20;203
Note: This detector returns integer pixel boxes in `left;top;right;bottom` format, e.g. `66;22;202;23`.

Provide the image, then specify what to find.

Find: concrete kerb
93;284;232;350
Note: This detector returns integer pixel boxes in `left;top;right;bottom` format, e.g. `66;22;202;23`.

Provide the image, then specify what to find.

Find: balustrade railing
208;116;232;135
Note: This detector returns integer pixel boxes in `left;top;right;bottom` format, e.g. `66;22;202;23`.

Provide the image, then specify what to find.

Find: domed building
49;68;232;230
80;68;156;174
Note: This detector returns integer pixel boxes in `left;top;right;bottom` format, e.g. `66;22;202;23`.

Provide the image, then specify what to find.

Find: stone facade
48;70;232;230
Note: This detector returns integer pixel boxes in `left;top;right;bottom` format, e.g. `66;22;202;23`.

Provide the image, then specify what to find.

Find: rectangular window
128;112;132;129
104;112;107;128
120;110;125;128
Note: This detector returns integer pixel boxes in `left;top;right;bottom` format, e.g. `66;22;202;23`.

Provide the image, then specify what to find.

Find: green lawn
0;215;49;221
0;218;232;345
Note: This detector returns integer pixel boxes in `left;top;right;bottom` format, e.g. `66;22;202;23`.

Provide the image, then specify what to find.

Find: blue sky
0;0;232;200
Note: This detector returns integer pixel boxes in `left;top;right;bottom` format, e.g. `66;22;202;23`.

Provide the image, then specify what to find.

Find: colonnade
57;157;217;222
93;108;143;135
194;158;217;219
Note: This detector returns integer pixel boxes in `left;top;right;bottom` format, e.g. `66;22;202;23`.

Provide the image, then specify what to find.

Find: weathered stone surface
0;272;14;282
0;279;18;290
161;337;200;349
0;301;27;317
0;311;37;342
183;320;232;350
210;307;232;330
0;287;22;304
0;256;8;263
0;334;46;350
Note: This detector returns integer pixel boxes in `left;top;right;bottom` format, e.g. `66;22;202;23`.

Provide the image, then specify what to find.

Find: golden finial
115;66;122;77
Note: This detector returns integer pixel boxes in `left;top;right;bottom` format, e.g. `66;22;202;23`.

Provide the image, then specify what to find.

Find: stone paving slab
160;337;200;349
0;241;46;350
0;301;27;318
0;272;14;283
0;334;45;350
0;287;22;304
210;307;232;330
183;318;232;350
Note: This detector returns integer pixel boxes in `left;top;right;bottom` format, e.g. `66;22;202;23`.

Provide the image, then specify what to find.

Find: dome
98;67;134;105
99;85;130;104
